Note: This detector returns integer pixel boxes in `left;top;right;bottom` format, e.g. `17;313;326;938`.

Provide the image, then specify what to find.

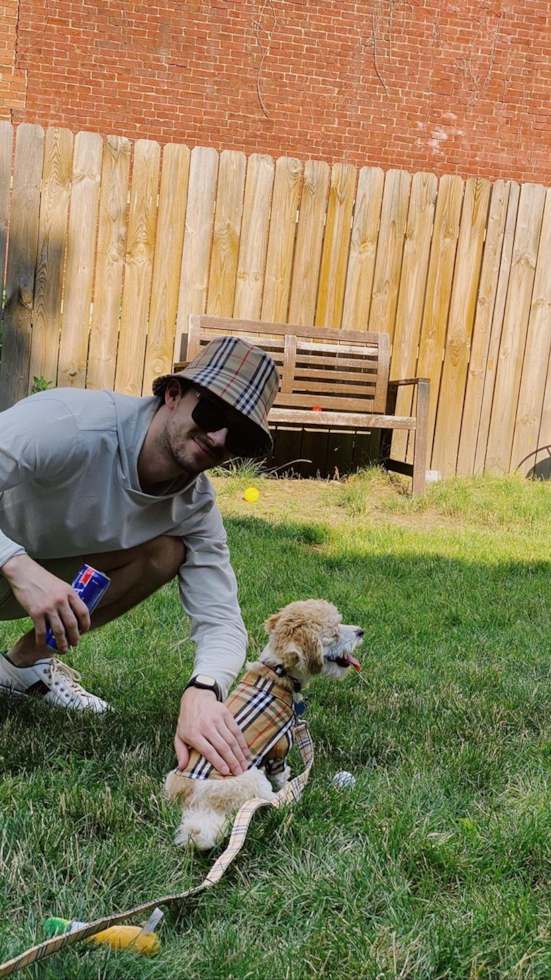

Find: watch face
195;675;216;686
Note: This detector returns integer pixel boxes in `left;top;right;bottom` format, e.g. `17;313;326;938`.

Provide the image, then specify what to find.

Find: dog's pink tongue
346;654;361;672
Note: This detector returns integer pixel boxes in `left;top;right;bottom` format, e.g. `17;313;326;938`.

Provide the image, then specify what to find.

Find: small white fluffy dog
164;599;363;849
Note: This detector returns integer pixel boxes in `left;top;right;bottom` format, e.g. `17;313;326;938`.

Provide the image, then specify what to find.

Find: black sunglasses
191;391;260;457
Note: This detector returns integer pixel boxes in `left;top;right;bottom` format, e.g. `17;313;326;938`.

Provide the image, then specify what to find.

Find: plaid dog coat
181;665;298;781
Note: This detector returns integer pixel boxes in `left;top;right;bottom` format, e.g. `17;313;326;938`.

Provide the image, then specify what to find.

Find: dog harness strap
0;723;314;978
270;663;302;693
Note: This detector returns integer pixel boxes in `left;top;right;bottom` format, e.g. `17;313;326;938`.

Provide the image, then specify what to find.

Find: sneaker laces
49;659;89;695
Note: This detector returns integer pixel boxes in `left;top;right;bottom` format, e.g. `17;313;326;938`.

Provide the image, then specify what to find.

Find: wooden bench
175;315;430;494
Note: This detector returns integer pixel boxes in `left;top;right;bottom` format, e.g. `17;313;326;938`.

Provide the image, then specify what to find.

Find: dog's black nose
356;628;364;638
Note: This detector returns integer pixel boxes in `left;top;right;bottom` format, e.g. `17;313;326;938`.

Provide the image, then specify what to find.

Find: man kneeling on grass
0;336;279;778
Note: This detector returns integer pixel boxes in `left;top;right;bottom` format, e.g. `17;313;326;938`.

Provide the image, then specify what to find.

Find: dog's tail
176;810;228;850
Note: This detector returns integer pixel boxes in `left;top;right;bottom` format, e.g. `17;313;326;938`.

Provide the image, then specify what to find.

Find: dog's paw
176;812;229;850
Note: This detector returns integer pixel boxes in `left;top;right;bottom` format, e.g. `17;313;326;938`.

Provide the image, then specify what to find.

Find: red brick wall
0;0;26;118
8;0;551;183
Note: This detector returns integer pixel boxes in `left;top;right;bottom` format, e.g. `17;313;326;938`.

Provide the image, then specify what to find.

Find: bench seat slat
269;408;416;430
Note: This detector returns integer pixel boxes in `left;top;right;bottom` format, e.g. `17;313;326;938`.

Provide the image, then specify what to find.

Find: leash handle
0;723;314;978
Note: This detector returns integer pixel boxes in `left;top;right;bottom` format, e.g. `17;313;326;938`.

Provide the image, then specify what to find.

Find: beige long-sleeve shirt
0;387;247;696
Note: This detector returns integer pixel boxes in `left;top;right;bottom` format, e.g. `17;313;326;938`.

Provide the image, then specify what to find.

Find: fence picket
142;142;190;395
342;166;384;332
57;131;102;389
485;183;547;474
233;154;274;322
342;167;385;330
368;169;411;342
28;128;73;390
288;159;329;326
390;171;438;461
432;178;491;476
315;163;357;329
511;188;551;474
114;140;161;396
0;122;13;329
173;146;219;361
456;181;512;475
261;156;303;323
534;359;551;479
207;149;246;319
0;124;44;410
86;136;131;391
341;164;384;464
416;174;464;463
473;182;520;474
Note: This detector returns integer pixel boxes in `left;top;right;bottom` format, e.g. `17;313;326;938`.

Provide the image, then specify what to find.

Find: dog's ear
264;612;281;634
286;625;324;676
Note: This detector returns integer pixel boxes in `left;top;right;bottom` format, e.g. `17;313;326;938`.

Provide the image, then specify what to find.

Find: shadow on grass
224;513;551;637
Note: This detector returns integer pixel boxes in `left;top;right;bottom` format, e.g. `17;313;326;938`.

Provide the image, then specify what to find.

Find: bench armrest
388;377;430;388
386;377;430;421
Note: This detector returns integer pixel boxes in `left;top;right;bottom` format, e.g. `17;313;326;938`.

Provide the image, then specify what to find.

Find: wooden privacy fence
1;121;551;478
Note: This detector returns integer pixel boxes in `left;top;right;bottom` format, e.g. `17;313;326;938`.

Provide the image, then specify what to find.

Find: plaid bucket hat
152;335;280;456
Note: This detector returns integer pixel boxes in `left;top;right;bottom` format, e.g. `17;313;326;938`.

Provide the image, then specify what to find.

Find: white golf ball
332;770;356;789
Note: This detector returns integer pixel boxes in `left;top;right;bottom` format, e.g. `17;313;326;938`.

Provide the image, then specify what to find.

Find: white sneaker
0;652;110;713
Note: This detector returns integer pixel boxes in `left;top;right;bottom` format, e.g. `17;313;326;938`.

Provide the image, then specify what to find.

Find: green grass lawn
2;470;551;979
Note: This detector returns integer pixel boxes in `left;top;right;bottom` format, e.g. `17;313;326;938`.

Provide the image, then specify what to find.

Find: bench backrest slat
186;315;390;414
281;334;297;394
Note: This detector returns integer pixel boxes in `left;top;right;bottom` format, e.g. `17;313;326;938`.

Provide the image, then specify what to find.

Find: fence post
0;124;44;411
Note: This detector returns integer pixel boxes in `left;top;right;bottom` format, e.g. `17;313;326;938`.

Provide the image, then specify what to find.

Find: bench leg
380;383;398;469
412;379;430;495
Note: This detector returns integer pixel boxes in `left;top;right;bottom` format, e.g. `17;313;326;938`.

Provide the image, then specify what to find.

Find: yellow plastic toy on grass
44;908;163;955
243;486;259;503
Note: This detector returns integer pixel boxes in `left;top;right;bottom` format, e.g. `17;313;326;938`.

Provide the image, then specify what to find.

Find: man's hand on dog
175;687;249;776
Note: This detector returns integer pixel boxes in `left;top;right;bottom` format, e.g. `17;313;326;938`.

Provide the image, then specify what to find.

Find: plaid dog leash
0;722;313;978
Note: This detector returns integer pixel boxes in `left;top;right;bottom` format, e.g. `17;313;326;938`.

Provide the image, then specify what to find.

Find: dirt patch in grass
213;476;345;525
213;469;551;536
213;475;454;533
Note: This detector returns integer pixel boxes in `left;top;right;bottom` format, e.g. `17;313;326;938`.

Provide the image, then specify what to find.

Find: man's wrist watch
184;674;223;701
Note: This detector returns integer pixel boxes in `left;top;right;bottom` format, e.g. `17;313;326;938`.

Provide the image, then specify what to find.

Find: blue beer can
46;564;110;652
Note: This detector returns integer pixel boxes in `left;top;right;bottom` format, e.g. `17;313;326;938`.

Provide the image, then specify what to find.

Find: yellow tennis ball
243;487;260;503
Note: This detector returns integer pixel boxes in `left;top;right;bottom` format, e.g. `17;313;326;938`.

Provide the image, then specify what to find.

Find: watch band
185;674;223;701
